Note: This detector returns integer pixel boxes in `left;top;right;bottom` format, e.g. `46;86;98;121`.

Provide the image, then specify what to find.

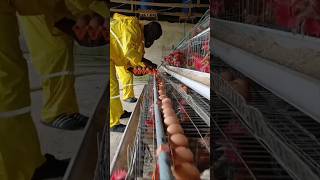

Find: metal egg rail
212;57;320;180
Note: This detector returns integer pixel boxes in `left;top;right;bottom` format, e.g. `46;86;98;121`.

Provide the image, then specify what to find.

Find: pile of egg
157;80;201;180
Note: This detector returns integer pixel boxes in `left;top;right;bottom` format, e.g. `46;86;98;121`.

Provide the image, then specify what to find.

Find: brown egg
162;98;172;105
158;81;164;86
164;116;179;126
167;124;184;135
159;84;165;89
221;71;233;81
163;110;176;119
159;95;167;100
161;103;172;110
172;163;200;180
163;108;175;115
233;78;249;87
158;90;165;95
164;113;177;119
174;146;194;163
231;79;249;100
170;133;188;147
179;84;188;93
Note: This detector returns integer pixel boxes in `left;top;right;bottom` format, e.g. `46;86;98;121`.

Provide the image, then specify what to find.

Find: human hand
142;58;158;69
55;13;108;47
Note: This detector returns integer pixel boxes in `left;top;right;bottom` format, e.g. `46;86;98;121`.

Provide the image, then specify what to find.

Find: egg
220;71;233;81
164;116;179;126
163;108;175;115
161;103;172;110
162;98;172;105
179;84;188;93
75;15;90;28
167;124;184;135
231;79;249;99
172;163;200;180
164;114;177;120
233;78;249;88
159;95;167;100
159;86;165;91
158;90;165;95
159;84;165;89
170;133;188;147
174;146;194;163
163;111;176;119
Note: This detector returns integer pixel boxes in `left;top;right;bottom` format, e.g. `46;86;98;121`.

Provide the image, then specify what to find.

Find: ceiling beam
110;8;204;18
110;0;209;8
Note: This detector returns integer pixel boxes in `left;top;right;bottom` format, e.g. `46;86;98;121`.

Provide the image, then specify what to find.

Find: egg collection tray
212;58;320;180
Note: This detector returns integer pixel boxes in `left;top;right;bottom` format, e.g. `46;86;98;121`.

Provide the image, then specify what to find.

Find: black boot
120;110;132;119
32;154;70;180
110;124;127;133
124;97;137;103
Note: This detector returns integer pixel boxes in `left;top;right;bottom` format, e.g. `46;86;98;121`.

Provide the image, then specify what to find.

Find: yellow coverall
115;66;135;100
0;1;107;179
110;13;145;128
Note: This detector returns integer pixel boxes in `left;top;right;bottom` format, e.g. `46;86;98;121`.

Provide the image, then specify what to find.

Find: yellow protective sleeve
110;13;145;67
120;21;144;66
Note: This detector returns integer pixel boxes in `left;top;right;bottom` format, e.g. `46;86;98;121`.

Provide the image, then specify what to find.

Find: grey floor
26;47;107;179
27;49;147;179
109;81;145;163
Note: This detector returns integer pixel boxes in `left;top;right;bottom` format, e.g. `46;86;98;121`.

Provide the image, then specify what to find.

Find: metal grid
164;10;210;72
162;73;210;126
212;92;293;180
160;74;210;173
126;78;157;179
212;57;320;179
124;73;210;179
248;84;320;174
211;0;320;38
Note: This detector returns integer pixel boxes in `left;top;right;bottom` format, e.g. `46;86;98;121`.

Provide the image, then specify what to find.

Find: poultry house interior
110;7;211;180
211;0;320;180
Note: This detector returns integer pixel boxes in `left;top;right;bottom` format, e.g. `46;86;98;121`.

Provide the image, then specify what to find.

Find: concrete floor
28;51;147;179
109;80;146;163
26;49;107;179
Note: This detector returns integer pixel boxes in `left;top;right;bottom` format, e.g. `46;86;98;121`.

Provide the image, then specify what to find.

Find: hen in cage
211;0;320;37
163;10;210;73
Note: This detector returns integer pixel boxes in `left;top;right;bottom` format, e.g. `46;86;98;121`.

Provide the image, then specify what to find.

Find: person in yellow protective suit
110;13;162;132
18;16;89;130
0;0;107;179
115;66;137;103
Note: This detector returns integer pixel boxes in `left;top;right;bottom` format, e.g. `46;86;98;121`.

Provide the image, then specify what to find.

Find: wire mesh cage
212;91;293;180
212;57;320;179
210;0;320;38
163;10;210;73
125;77;157;179
159;73;211;176
121;73;210;179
